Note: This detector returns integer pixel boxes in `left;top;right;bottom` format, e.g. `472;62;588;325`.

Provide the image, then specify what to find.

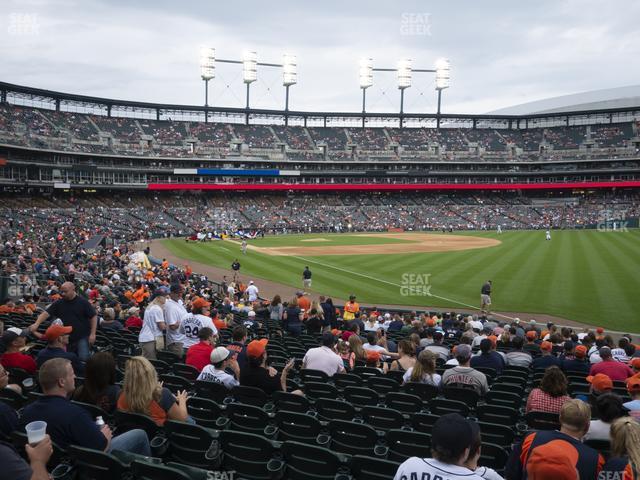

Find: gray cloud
0;0;638;114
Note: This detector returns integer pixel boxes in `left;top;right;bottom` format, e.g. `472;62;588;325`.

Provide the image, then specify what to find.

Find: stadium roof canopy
489;85;640;115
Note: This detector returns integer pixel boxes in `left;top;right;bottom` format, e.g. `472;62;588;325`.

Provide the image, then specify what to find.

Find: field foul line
289;254;515;320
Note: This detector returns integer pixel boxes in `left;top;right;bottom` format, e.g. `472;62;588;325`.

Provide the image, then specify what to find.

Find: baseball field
159;229;640;332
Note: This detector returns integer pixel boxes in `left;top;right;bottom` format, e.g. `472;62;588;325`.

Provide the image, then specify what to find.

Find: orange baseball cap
192;297;211;310
44;324;73;341
526;439;579;480
331;328;342;336
487;335;498;346
540;341;553;351
574;345;587;358
426;318;436;327
366;350;381;363
626;377;640;393
526;331;537;340
587;373;613;391
246;338;268;358
629;358;640;370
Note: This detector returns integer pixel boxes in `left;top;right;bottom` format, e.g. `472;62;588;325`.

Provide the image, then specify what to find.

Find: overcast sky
1;0;639;115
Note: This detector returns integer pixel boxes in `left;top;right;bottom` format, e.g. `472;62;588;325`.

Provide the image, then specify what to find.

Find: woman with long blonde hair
348;334;367;364
116;356;189;426
604;416;640;478
403;350;441;387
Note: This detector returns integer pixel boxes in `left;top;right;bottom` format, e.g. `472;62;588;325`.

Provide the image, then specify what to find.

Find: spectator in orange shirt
343;295;359;321
296;291;311;314
132;284;149;305
144;270;155;281
161;259;169;270
185;265;192;279
211;308;227;331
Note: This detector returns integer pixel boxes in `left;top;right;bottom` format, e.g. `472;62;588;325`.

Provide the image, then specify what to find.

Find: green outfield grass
162;230;640;331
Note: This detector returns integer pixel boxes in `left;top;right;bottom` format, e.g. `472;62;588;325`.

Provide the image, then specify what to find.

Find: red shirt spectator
186;341;214;372
124;307;143;330
526;388;571;414
590;347;634;382
0;327;37;374
1;351;37;374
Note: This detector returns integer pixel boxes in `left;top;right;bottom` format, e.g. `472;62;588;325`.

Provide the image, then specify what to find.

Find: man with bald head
30;282;97;361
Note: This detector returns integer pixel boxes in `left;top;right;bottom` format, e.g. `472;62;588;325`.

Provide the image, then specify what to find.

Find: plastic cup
22;378;34;388
25;421;47;445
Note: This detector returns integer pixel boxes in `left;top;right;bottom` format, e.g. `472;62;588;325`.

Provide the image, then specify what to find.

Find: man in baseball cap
394;414;484;480
532;341;561;370
623;377;640;419
241;338;299;395
196;346;239;390
36;325;83;374
587;373;613;396
442;344;489;396
507;399;604;480
0;327;36;374
561;344;590;375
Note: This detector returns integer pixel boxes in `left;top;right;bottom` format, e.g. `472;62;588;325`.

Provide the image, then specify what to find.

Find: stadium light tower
397;59;412;128
435;58;450;128
282;53;297;126
200;47;215;121
359;57;373;128
243;51;258;124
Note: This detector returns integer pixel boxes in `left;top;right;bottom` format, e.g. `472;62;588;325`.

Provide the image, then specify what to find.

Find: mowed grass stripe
568;233;610;323
585;234;638;329
469;233;544;313
514;232;564;313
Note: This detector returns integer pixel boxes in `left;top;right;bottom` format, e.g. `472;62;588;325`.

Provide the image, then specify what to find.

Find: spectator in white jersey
164;284;188;357
138;287;168;360
180;297;217;349
245;281;259;302
394;413;487;480
197;347;240;390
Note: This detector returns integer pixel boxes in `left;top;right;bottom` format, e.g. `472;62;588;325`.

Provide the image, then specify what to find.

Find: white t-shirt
180;313;217;348
246;285;259;301
139;304;164;342
394;458;485;480
197;365;239;390
227;285;235;297
364;322;380;332
303;346;345;377
164;298;188;345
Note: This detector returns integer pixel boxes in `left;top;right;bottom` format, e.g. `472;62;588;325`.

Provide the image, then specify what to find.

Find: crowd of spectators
1;103;639;167
0;192;639;478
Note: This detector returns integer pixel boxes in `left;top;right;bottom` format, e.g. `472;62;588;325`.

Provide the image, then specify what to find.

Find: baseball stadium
2;3;640;480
